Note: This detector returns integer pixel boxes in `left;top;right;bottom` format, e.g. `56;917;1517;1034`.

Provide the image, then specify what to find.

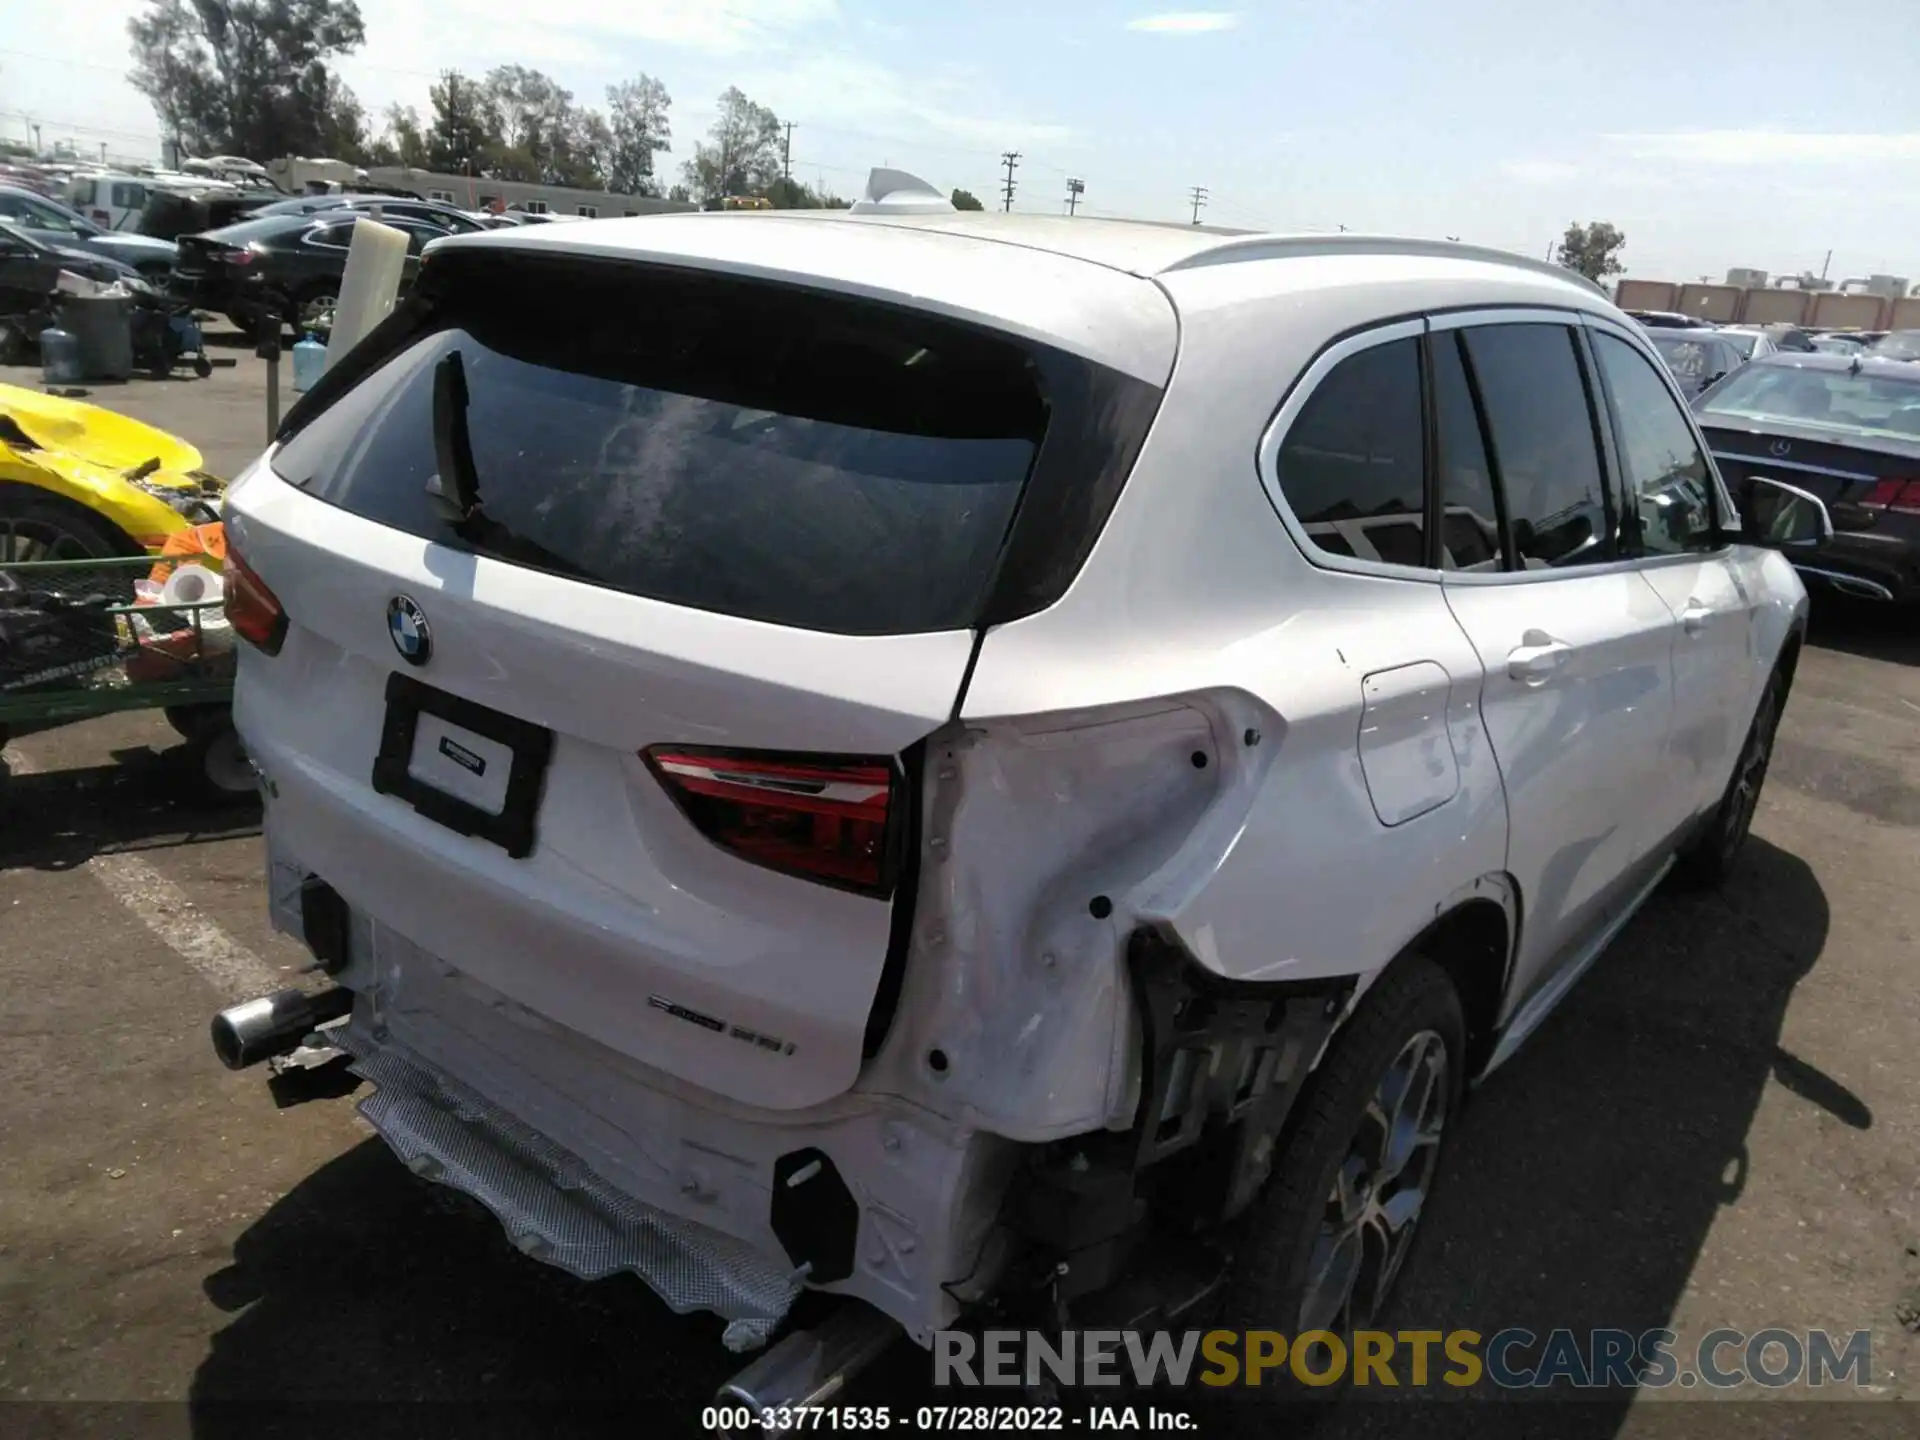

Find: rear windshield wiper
428;349;588;581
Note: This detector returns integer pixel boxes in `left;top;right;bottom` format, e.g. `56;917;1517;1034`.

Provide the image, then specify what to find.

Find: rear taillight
644;747;901;897
218;247;255;267
224;548;287;655
1860;478;1920;513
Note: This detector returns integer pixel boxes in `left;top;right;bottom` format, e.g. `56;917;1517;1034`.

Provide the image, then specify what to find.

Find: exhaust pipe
211;987;354;1070
714;1302;899;1429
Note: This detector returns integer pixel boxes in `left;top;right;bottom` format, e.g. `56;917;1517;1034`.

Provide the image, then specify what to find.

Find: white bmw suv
213;176;1823;1403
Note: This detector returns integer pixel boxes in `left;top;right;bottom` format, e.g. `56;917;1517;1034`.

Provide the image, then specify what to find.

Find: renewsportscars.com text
933;1327;1873;1390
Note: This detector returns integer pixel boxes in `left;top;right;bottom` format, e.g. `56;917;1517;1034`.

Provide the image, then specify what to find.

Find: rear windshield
270;261;1051;635
200;214;312;244
1699;362;1920;440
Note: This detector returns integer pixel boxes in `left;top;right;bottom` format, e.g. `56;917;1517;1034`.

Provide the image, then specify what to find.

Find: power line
1188;185;1208;225
1000;151;1020;212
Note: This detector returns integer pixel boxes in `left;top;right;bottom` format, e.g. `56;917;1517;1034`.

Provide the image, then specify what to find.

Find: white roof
428;211;1606;384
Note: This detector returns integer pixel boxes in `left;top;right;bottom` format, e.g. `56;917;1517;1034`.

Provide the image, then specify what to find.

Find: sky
4;0;1920;282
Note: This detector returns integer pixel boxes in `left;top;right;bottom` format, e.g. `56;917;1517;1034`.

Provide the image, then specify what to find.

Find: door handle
1680;601;1713;636
1507;633;1572;684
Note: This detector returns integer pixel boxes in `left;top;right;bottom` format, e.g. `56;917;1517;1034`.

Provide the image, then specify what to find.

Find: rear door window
1272;337;1427;567
270;263;1052;636
1459;324;1614;569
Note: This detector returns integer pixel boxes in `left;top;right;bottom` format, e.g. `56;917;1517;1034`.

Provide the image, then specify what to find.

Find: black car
1646;329;1746;397
251;194;487;234
171;211;453;332
1695;352;1920;602
0;220;144;288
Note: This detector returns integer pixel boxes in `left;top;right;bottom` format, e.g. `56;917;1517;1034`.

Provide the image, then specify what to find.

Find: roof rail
1161;233;1607;297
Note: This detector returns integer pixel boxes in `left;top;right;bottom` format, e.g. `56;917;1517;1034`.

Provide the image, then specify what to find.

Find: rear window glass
203;214;310;244
271;267;1050;636
1273;337;1427;568
1699;362;1920;440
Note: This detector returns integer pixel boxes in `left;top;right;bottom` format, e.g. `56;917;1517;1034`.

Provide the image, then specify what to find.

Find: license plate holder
372;672;553;858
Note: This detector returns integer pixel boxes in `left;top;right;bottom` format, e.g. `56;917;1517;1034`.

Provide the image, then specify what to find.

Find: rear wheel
1678;668;1785;886
1212;958;1465;1347
291;284;338;335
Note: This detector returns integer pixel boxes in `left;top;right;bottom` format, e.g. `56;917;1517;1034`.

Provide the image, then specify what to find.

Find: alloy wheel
1298;1028;1451;1332
1720;683;1779;863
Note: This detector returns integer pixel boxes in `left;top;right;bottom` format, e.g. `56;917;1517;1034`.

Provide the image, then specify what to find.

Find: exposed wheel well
1406;897;1509;1076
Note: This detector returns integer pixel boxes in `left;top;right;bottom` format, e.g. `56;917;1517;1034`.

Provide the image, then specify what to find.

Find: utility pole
782;122;794;189
1065;177;1083;216
1000;151;1020;211
1820;248;1832;280
1188;185;1208;225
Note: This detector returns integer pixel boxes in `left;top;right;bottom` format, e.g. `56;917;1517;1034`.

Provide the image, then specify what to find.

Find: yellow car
0;383;225;560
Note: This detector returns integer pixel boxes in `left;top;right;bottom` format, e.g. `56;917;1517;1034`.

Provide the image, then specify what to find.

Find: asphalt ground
1;347;1916;1439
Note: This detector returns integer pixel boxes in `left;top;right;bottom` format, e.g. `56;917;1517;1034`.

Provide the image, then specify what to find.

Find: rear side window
1273;338;1426;567
271;265;1053;636
1460;325;1612;569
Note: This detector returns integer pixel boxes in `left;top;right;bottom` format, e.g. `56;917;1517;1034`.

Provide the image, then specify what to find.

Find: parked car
0;381;225;560
250;193;487;234
136;187;276;242
171;211;450;332
1696;351;1920;602
1864;330;1920;362
0;220;144;288
0;184;178;280
1715;325;1783;362
1646;328;1747;397
1811;334;1867;356
65;171;179;231
1626;309;1708;329
214;203;1817;1406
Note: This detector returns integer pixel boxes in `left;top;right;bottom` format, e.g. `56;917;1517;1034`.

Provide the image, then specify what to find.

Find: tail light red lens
1860;478;1920;513
218;247;255;267
644;747;901;897
224;548;288;655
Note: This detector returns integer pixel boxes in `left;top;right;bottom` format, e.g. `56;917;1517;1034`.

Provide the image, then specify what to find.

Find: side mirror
1741;476;1833;549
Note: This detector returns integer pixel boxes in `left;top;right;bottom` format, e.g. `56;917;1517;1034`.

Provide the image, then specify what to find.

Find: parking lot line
3;745;281;1001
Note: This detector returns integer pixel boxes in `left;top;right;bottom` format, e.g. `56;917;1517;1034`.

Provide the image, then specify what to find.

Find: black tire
1211;958;1465;1352
192;356;213;379
1677;667;1787;887
164;703;227;741
0;486;144;564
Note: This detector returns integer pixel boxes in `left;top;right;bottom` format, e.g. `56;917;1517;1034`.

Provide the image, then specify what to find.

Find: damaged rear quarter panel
860;700;1238;1142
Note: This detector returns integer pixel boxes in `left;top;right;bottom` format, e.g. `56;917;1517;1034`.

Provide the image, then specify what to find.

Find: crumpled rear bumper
342;1027;802;1351
267;842;1015;1353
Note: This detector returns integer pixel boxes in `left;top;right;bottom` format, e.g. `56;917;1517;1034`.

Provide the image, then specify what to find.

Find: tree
1555;221;1627;282
127;0;368;161
425;69;497;175
558;110;613;189
606;75;671;196
951;188;984;211
682;87;783;204
378;103;429;168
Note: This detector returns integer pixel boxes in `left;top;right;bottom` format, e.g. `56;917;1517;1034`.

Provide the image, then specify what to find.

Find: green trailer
0;554;250;793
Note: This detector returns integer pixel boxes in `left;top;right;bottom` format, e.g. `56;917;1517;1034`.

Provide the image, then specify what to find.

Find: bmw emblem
1769;438;1793;457
387;595;432;666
